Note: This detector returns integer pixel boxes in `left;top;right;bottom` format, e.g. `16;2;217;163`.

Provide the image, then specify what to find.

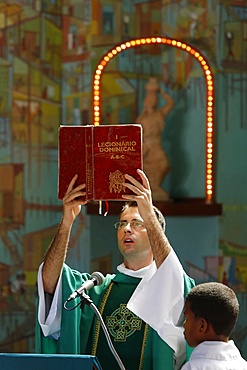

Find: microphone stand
64;291;126;370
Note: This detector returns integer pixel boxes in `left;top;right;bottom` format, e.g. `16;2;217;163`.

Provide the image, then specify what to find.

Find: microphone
67;271;105;301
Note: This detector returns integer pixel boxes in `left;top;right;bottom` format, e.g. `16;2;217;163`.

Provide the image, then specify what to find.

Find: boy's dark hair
120;201;165;231
186;282;239;337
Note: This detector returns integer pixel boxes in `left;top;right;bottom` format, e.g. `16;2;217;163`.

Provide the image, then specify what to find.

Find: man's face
117;206;153;267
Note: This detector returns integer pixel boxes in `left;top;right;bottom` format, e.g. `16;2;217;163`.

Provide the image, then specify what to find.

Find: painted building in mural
0;0;246;357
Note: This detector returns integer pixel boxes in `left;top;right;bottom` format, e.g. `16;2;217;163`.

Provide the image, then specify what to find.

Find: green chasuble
36;264;194;370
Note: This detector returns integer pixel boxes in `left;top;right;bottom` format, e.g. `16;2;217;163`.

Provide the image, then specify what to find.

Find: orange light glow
92;37;215;203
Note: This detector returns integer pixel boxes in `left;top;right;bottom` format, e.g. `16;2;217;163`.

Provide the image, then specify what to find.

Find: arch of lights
92;37;214;203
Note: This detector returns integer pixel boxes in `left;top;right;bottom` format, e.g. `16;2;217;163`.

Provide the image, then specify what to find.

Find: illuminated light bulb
195;52;199;57
112;50;117;55
108;52;113;58
181;43;186;48
126;42;131;47
190;49;195;54
186;46;191;51
116;46;121;52
104;56;109;62
156;37;161;42
95;75;100;80
131;41;136;46
136;39;141;44
201;60;206;65
96;70;101;75
172;40;177;45
94;106;99;111
98;65;103;70
151;37;156;42
177;42;182;47
141;39;146;44
121;44;126;49
146;38;151;43
161;38;167;43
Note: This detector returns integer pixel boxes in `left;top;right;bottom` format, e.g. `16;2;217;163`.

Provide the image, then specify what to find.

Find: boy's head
183;282;239;348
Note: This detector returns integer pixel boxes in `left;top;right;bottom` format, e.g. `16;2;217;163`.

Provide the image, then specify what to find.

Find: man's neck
117;261;155;279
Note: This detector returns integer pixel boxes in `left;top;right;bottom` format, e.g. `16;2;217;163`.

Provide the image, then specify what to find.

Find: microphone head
91;271;105;286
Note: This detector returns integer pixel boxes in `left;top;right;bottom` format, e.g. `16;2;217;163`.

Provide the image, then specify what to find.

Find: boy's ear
198;318;208;334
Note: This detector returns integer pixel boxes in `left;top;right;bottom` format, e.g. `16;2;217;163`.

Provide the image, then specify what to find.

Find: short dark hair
186;282;239;337
119;201;165;231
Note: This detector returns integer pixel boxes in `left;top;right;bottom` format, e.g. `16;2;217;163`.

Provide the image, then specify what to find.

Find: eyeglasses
114;220;145;230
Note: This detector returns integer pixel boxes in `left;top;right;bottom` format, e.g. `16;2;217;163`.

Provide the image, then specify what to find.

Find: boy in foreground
181;282;247;369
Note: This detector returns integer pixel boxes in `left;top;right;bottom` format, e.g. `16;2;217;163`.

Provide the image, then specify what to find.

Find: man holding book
36;169;195;370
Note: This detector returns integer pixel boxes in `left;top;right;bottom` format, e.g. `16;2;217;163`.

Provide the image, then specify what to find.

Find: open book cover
58;124;143;201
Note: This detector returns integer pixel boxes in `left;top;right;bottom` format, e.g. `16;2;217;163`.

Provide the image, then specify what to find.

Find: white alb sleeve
127;250;185;358
37;263;62;339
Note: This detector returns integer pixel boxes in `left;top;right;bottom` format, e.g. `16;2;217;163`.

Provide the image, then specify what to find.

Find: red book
58;124;143;201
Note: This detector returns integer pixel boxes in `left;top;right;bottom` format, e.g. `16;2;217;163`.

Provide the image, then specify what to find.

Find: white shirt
180;340;247;370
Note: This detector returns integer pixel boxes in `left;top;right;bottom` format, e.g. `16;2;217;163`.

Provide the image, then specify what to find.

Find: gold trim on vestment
138;322;149;370
92;282;113;355
91;282;149;370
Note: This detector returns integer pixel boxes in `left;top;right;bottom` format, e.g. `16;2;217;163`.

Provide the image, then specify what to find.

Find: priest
36;169;195;370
